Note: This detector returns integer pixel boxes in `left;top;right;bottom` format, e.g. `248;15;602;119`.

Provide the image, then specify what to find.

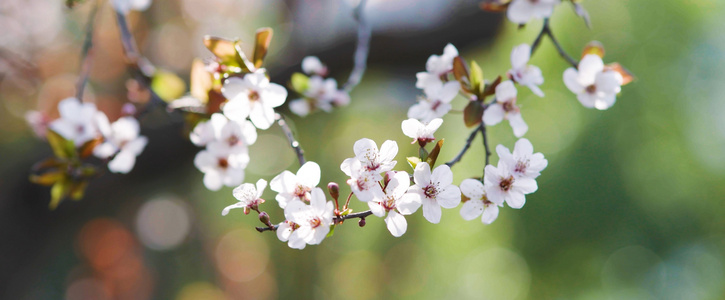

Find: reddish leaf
606;63;635;86
464;101;484;128
426;139;445;168
252;28;273;69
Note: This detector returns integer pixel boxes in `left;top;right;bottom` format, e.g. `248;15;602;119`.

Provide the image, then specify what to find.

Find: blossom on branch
222;179;267;216
401;118;443;146
93;116;148;174
496;138;547;179
221;70;287;129
416;44;458;93
368;171;421;237
49;97;102;147
190;113;257;151
508;43;545;97
407;162;461;224
193;142;248;191
408;81;460;122
343;158;385;202
281;187;335;249
484;160;538;209
506;0;560;24
483;80;528;137
459;179;501;224
301;56;328;77
270;161;321;209
563;54;623;110
341;138;398;178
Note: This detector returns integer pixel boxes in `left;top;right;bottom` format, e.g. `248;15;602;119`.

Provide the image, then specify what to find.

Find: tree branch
480;124;491;166
275;113;306;166
529;18;579;69
75;0;101;100
446;123;482;167
255;210;373;233
342;0;371;93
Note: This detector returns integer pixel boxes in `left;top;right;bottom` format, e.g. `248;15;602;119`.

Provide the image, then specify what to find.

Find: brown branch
75;0;101;100
341;0;371;93
446;123;482;167
530;18;578;68
275;113;306;166
480;124;491;167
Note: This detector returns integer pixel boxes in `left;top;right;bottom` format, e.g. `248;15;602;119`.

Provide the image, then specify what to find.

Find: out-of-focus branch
275;113;306;166
342;0;371;93
75;0;101;100
530;18;579;68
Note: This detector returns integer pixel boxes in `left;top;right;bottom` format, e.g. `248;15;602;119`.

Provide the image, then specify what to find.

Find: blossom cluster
288;56;351;117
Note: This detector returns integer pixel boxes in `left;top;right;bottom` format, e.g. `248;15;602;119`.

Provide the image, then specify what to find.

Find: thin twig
530;18;549;55
334;210;373;223
75;0;101;100
446;124;482;167
256;225;278;232
480;124;491;166
275;113;306;166
342;0;371;93
529;18;579;68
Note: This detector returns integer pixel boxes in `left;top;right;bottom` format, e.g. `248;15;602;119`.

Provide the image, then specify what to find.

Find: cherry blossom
282;187;334;248
270;161;321;209
190;113;257;151
25;110;50;139
301;56;328;76
368;171;421;237
506;0;560;25
459;179;501;224
343;158;385;202
416;44;458;93
483;160;538;209
193;142;248;191
407;162;461;224
482;80;528;137
221;70;287;130
508;43;544;97
340;138;398;178
401;118;443;146
93;116;148;174
407;81;460;122
289;76;350;117
496;138;548;179
276;221;305;249
49;97;104;146
221;179;267;216
563;54;623;110
111;0;152;14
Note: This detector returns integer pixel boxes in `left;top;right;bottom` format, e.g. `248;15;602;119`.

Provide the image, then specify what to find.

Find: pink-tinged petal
485;185;506;206
437;185;461;208
222;98;251;122
108;151;136;174
427;118;443;133
422;198;442;224
397;193;422;215
481;205;499;224
388;171;411;199
511;44;531;69
385;210;407;237
516;177;539;194
95;112;111;137
508;113;529;137
529;153;548;174
276;222;293;241
563;68;585;94
577;91;597;108
293;225;313;244
353;184;384;202
368;201;386;217
284;200;308;223
223;168;245;187
275;194;294;209
514;138;534;157
460;199;484;221
483;104;505;126
222;77;247;99
287;234;307;250
340;158;356;176
402;119;422;139
483;165;500;186
413;162;432;186
270;170;297;194
249;101;275;130
193;150;216;172
439;81;461;103
297;161;321;188
442;44;459;61
594;93;616;111
254;179;267;198
407;102;432;122
460;178;485;200
309;187;327;213
596;71;623;94
430;164;453;186
190;121;213;146
416;72;440;91
496;80;517;101
496;144;515;167
378;140;399;163
507;0;535;24
93;142;117;159
527;83;545;98
354;138;378;161
579;55;605;79
203;171;223;191
232;182;256;202
124;137;147;156
240;120;257;145
49;120;78;142
262;83;288;108
57;97;83;120
308;225;329;245
221;202;246;216
289;99;311;117
505;191;526;209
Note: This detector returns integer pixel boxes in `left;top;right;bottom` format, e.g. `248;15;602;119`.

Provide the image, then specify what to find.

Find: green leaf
426;139;445;168
470;61;484;96
290;72;310;93
407;157;421;169
341;208;352;216
151;71;187;103
463;101;484;128
46;130;75;159
252;28;273;69
29;171;65;186
419;146;429;161
70;181;89;200
49;179;71;210
203;36;238;64
326;224;336;237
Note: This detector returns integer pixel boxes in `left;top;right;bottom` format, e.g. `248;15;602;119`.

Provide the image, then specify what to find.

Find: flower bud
243;207;250;215
383;171;395;187
327;182;340;201
358;218;366;227
121;103;137;116
259;211;271;226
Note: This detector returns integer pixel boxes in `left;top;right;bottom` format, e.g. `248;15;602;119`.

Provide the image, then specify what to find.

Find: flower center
424;184;438;198
586;84;597;94
502;99;518;113
381;198;396;211
309;217;322;228
431;100;442;111
248;90;260;101
499;175;514;192
514;160;528;174
227;135;239;146
294;184;311;200
218;158;229;169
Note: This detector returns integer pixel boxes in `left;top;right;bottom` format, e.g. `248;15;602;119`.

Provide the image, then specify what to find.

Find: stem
275;113;306;166
446;123;482;167
529;18;579;69
480;124;491;167
334;210;373;223
342;0;371;93
530;18;548;56
75;0;101;100
343;192;353;211
256;225;278;232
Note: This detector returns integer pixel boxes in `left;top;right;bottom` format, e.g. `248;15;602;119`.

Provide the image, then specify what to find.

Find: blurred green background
2;0;725;299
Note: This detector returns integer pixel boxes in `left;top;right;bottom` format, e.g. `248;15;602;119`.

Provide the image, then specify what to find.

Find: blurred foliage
2;0;725;299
